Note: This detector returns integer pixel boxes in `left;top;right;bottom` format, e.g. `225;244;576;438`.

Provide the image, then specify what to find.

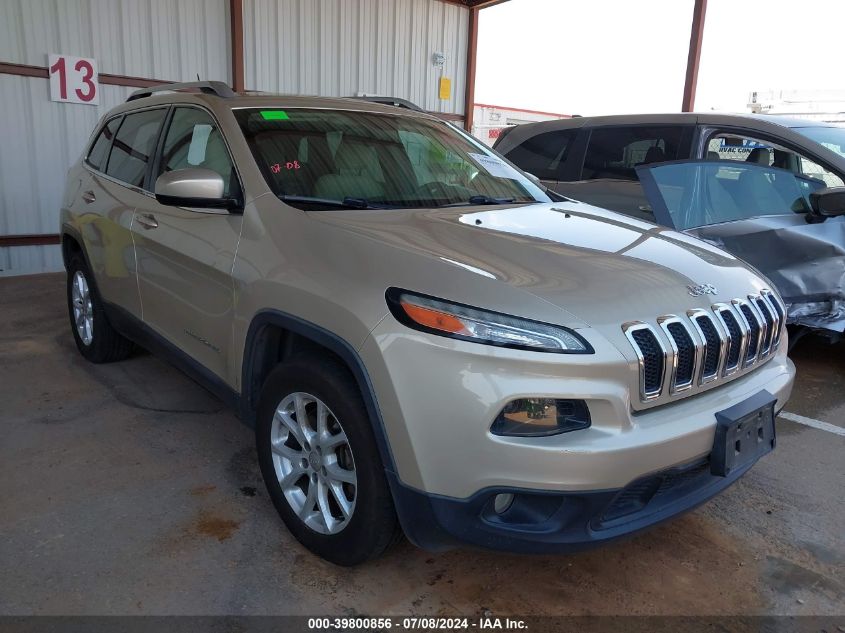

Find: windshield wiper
441;195;520;207
278;194;388;209
468;195;515;205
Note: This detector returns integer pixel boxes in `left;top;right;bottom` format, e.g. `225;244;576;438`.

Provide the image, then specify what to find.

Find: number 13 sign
48;54;99;105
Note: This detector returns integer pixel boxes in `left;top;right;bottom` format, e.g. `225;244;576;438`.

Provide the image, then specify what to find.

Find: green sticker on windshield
260;110;289;121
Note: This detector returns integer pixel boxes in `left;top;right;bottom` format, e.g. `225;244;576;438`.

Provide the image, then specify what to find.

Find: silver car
61;83;794;565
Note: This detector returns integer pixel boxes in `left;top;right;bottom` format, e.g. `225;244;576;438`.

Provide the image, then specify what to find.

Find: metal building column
681;0;707;112
230;0;245;92
464;6;479;132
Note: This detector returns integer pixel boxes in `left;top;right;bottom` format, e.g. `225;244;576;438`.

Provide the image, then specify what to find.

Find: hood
688;214;845;331
312;200;772;331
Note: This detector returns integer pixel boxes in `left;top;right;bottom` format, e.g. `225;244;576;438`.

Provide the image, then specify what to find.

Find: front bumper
361;318;794;552
387;442;765;553
361;321;795;498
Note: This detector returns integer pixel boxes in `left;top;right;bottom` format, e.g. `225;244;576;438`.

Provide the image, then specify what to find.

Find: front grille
667;322;694;386
629;327;664;398
695;314;720;379
623;290;782;403
755;297;775;356
598;460;712;527
718;308;744;372
766;291;785;335
739;303;761;363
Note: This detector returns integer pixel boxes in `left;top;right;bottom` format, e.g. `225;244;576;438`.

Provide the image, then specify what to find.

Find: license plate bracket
711;390;777;477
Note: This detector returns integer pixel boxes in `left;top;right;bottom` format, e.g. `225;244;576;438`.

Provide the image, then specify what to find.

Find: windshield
798;126;845;159
233;108;551;209
637;160;826;231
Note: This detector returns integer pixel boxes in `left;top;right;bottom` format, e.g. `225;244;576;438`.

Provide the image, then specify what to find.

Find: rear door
552;125;693;222
132;105;243;383
76;108;167;318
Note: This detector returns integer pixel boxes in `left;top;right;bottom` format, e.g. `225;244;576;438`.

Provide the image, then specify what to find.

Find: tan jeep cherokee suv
61;82;795;565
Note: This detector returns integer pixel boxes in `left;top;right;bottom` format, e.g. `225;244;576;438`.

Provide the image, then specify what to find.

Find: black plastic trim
388;450;759;553
240;309;397;472
101;301;240;412
385;287;594;355
154;193;242;211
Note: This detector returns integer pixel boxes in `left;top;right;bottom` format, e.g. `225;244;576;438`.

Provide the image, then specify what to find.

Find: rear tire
66;253;133;363
256;354;398;566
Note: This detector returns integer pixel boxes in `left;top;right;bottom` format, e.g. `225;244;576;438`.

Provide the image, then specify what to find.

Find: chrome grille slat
713;303;747;376
753;295;776;357
687;309;724;385
624;289;783;404
747;296;770;360
658;316;697;394
760;290;786;349
623;322;667;402
735;299;763;367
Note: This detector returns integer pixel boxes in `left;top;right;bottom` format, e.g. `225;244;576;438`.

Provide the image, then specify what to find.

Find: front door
132;106;243;383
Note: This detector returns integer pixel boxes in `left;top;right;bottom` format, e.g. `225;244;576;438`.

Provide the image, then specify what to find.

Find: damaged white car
636;160;845;338
494;114;845;339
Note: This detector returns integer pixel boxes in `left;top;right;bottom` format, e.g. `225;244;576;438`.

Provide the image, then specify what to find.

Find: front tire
66;254;133;363
256;355;398;566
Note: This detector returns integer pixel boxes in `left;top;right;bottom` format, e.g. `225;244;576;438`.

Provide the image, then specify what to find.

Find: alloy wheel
71;270;94;346
270;391;357;534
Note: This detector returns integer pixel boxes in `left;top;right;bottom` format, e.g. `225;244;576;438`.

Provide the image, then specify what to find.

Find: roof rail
127;80;236;102
350;95;424;112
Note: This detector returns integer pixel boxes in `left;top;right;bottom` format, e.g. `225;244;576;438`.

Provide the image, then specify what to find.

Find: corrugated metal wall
243;0;468;115
1;0;470;275
0;0;231;81
0;76;134;275
0;0;230;275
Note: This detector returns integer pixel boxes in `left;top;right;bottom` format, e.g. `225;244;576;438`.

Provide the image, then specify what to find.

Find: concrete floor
1;273;842;616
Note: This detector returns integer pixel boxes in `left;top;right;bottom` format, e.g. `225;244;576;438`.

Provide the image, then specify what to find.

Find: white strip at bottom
778;411;845;437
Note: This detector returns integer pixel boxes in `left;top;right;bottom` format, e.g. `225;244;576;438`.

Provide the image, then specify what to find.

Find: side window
707;134;775;165
707;132;844;187
105;109;166;188
500;129;575;181
158;107;235;197
582;126;685;180
86;117;120;171
799;156;844;188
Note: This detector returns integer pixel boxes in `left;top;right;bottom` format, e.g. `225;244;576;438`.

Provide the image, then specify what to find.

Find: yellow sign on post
439;77;451;100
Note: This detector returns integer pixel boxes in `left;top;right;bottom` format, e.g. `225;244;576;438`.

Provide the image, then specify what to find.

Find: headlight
386;288;592;353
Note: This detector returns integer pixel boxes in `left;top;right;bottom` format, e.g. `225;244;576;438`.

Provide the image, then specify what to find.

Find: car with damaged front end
494;114;845;339
636;160;845;340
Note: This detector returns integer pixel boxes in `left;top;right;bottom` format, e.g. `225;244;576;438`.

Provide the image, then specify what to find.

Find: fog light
493;493;514;514
491;398;591;436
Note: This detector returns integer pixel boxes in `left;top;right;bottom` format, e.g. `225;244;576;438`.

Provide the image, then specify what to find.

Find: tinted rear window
87;117;120;171
105;109;166;188
582;126;686;180
501;129;575;181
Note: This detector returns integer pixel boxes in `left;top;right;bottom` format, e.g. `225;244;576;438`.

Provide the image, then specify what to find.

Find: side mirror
809;187;845;220
155;168;240;211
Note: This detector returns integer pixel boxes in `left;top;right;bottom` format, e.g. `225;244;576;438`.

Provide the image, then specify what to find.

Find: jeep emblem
688;283;718;297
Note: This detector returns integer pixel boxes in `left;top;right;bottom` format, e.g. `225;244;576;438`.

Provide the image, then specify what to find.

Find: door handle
136;213;159;230
82;190;96;204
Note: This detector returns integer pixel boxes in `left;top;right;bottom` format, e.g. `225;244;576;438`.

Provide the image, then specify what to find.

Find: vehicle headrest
746;147;771;165
643;146;665;164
